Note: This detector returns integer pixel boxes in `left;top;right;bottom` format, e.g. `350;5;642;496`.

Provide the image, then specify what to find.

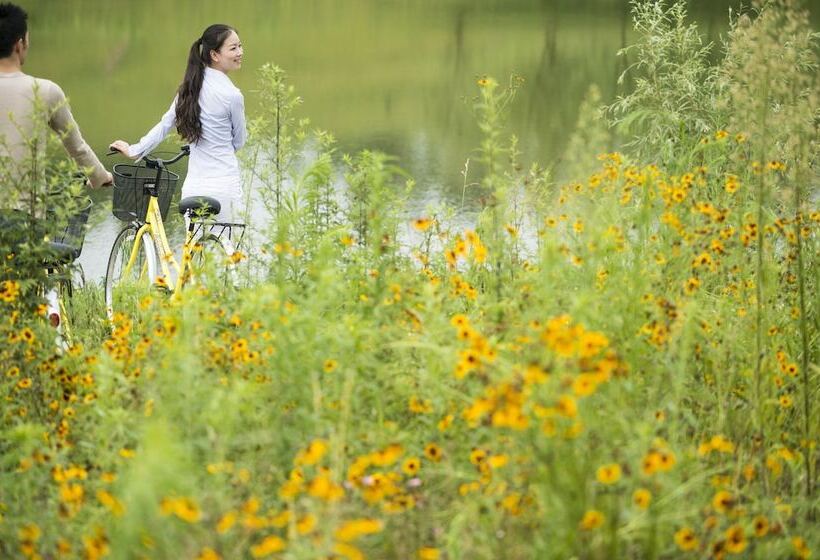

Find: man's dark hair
0;3;27;58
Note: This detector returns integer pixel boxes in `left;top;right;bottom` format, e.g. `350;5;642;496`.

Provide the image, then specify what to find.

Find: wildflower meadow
0;1;817;559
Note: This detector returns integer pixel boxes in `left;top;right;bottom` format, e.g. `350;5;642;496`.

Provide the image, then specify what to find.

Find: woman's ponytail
175;25;234;143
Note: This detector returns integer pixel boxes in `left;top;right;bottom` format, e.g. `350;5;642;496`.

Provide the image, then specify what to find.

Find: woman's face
210;30;243;73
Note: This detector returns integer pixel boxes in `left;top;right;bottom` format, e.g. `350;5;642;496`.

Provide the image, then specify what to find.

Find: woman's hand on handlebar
108;140;138;160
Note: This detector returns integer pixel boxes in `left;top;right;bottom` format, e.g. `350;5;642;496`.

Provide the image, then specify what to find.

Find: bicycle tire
191;234;236;291
105;225;157;321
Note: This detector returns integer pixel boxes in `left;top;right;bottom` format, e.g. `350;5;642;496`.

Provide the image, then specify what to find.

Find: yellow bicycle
104;146;244;320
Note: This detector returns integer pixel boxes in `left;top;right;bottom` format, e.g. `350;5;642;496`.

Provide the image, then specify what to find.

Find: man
0;2;112;188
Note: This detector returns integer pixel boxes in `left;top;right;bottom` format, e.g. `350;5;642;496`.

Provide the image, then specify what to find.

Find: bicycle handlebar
142;145;190;168
106;145;190;168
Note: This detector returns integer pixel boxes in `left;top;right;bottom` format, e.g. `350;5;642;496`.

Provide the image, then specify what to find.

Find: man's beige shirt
0;71;108;187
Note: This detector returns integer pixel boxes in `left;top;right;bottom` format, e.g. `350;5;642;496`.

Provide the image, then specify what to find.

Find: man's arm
45;81;111;187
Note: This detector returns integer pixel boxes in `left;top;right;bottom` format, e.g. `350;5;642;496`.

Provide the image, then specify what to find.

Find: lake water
19;0;785;281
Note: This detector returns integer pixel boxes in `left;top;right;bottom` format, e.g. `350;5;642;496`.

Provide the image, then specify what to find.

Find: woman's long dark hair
175;24;235;143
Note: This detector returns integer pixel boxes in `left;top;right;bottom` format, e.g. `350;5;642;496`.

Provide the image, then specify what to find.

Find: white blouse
128;67;246;180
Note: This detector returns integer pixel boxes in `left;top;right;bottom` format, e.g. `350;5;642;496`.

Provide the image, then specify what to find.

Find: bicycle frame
124;195;200;297
111;145;243;307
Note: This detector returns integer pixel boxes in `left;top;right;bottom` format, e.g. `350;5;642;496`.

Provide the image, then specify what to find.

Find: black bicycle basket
112;164;179;221
46;195;93;261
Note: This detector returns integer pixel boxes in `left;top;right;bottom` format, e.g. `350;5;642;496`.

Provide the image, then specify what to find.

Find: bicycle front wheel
105;225;157;321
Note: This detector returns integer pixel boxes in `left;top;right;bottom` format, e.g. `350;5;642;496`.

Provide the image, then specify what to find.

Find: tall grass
0;1;817;559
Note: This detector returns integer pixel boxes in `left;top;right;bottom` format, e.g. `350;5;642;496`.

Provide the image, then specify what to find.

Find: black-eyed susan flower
712;490;734;514
674;527;699;551
792;537;810;559
684;277;701;295
470;448;487;466
596;463;622;485
424;443;443;462
334;518;383;542
370;444;403;467
249;535;286;557
556;395;577;418
196;548;221;560
402;457;421;476
752;515;769;538
579;510;604;530
295;439;328;466
437;414;454;431
216;511;238;534
296;514;317;535
0;279;20;303
412;218;434;232
408;396;433;414
724;525;746;554
633;488;652;509
417;547;440;560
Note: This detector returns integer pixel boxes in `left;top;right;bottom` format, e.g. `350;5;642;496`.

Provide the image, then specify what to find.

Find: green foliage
607;0;720;166
1;2;818;559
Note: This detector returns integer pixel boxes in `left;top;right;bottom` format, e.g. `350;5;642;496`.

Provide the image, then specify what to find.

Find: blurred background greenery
17;0;814;276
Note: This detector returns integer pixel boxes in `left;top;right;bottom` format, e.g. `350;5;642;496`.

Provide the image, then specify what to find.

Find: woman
110;24;245;223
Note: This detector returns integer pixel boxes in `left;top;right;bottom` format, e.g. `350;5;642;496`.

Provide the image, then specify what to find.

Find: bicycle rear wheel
105;225;157;321
191;234;236;291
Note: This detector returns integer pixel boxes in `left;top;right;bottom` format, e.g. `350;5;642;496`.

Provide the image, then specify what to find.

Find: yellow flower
96;490;125;516
402;457;421;476
488;454;508;469
16;377;32;389
408;396;433;414
579;510;604;530
596;463;622;485
684;277;701;295
197;548;221;560
674;527;699;551
20;327;35;344
412;218;434;232
334;518;384;542
295;439;328;466
333;542;365;560
437;414;454;431
556;395;577;418
752;515;769;538
323;359;338;373
424;443;443;462
18;523;41;542
370;443;404;467
308;473;345;502
712;490;734;514
217;511;237;534
250;535;286;558
60;483;84;504
792;537;811;559
633;488;652;509
0;279;20;303
418;547;440;560
297;513;317;535
724;525;747;554
160;497;201;523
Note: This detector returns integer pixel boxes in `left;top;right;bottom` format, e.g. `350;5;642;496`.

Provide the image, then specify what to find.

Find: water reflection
19;0;789;281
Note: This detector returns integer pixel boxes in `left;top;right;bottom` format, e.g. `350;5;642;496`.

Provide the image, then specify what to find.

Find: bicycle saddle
179;196;221;218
